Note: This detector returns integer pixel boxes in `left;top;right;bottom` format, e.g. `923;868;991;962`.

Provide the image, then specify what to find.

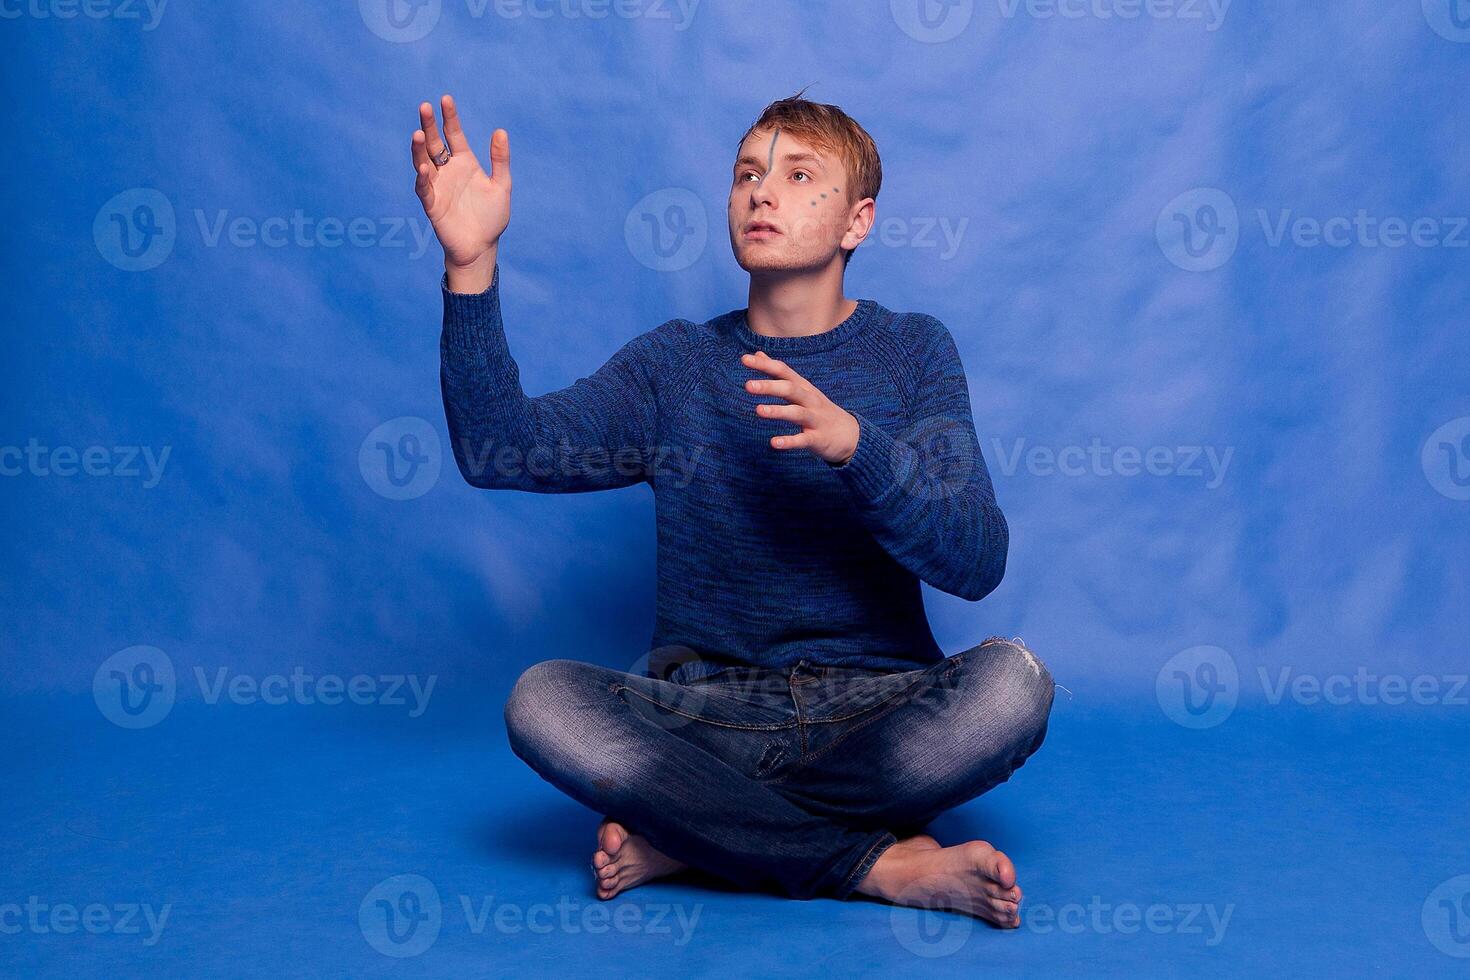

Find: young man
411;91;1055;929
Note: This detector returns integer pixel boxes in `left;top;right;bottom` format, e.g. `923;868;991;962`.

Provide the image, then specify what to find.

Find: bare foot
856;837;1024;928
590;819;688;900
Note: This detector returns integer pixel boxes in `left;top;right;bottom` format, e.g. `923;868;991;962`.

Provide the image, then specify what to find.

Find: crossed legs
502;638;1055;926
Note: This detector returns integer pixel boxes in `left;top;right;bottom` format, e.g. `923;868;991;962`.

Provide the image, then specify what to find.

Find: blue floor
4;687;1465;977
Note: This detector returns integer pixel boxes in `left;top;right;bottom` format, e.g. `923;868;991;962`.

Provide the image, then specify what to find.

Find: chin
732;244;809;274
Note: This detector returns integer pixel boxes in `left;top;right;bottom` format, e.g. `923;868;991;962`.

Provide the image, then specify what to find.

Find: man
411;90;1055;929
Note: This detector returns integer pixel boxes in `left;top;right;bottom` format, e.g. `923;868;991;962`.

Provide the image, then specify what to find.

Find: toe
988;897;1020;928
591;849;613;870
981;844;1017;890
600;821;628;856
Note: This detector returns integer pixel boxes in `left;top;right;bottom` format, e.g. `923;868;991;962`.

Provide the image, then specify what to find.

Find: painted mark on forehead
756;127;781;188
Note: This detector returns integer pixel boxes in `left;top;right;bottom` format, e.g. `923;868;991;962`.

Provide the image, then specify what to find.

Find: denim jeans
503;636;1056;901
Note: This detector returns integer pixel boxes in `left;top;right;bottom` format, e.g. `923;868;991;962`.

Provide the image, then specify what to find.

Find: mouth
743;221;782;240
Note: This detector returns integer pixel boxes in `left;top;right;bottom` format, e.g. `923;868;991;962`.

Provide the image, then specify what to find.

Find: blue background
2;0;1468;976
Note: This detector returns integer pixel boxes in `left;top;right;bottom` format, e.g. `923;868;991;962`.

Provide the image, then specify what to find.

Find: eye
792;171;811;182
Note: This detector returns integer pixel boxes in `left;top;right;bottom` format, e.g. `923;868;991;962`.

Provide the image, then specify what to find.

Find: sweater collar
732;298;879;355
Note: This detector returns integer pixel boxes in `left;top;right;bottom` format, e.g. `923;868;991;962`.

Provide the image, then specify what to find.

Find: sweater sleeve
826;317;1008;601
439;264;672;493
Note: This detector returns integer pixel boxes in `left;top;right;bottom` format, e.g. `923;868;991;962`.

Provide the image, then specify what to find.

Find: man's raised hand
412;93;510;292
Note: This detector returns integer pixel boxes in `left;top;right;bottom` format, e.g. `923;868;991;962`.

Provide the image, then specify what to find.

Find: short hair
736;87;882;267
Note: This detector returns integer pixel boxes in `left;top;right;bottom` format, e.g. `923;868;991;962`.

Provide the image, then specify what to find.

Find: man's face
727;127;867;274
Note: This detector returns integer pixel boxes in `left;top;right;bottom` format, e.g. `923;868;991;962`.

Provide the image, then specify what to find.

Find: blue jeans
503;636;1055;901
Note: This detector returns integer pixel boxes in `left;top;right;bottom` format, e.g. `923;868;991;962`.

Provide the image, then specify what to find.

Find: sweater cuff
441;263;501;353
827;410;908;506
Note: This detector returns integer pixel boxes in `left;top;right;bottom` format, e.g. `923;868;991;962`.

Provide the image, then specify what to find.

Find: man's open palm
412;94;510;271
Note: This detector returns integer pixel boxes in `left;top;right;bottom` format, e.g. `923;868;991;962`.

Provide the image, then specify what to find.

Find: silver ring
432;145;452;166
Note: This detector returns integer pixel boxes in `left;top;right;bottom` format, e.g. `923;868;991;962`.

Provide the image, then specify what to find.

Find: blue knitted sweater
440;265;1008;677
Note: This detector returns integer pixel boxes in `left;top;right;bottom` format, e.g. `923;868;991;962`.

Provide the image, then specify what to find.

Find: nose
747;174;777;211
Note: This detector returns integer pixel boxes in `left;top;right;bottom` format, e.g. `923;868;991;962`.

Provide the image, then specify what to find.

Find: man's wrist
444;247;498;294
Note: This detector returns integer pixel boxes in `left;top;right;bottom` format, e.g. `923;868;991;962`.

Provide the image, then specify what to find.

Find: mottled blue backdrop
3;1;1467;704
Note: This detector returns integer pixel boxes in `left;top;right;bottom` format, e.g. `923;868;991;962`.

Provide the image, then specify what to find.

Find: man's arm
411;94;672;493
440;263;671;492
826;318;1009;601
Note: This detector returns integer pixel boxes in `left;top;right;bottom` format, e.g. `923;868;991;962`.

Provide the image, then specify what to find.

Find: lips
744;221;782;237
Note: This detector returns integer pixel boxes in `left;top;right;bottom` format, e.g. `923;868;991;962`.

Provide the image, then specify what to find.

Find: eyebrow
733;151;826;172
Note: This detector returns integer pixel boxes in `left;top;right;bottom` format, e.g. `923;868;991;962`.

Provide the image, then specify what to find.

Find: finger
415;162;436;210
755;402;810;425
742;350;799;381
419;101;447;162
745;377;801;402
440;93;472;154
411;128;433;174
770;431;811;451
487;126;511;187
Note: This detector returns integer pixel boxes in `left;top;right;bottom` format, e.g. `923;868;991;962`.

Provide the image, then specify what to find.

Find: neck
744;263;856;340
